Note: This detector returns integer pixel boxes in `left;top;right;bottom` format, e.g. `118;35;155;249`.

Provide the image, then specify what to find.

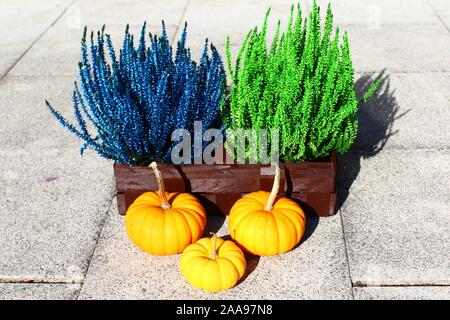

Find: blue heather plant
45;22;226;165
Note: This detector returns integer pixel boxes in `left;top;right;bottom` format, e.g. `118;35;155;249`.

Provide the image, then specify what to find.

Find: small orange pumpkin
125;162;206;255
180;233;246;292
229;164;306;256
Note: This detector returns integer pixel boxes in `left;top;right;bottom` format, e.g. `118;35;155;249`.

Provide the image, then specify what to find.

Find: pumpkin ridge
180;253;201;273
171;208;192;249
218;258;239;289
273;197;299;208
211;237;226;254
219;256;243;278
229;203;261;233
269;211;280;255
167;192;179;204
177;208;205;241
232;200;265;213
133;192;161;207
128;202;154;212
159;210;167;254
244;191;269;206
274;208;305;244
200;259;215;291
140;208;159;253
272;210;295;253
219;250;246;262
197;237;222;253
125;209;141;246
135;211;155;250
167;208;183;253
183;244;208;261
275;207;305;227
212;260;222;291
172;193;204;210
214;240;226;255
256;213;270;255
178;207;205;226
174;201;204;212
182;256;206;283
237;210;263;253
182;246;207;259
218;240;243;254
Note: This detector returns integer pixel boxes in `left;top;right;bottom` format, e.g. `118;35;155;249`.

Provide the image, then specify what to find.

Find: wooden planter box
114;152;337;217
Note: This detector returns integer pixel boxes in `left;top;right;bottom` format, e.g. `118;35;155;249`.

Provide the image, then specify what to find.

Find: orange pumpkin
180;233;246;292
229;164;306;256
125;162;206;255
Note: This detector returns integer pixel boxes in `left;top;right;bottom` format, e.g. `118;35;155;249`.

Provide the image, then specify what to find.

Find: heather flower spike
46;22;226;165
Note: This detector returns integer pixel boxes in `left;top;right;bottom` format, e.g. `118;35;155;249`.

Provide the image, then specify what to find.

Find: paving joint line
355;70;450;74
353;146;450;152
0;279;83;285
75;190;117;300
353;283;450;287
0;184;116;290
337;22;445;28
170;0;191;46
338;206;450;295
4;70;450;80
427;0;450;33
0;0;77;83
337;207;356;300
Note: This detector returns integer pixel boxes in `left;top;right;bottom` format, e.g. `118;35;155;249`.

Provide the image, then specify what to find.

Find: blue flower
46;22;226;165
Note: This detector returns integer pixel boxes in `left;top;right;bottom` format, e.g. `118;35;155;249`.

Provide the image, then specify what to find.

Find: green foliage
225;1;381;162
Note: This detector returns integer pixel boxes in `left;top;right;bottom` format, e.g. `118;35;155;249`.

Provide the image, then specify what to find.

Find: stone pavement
0;0;449;300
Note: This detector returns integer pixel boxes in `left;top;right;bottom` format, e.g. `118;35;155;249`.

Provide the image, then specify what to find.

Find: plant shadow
219;234;261;286
336;69;410;211
202;212;226;236
236;253;261;286
293;200;320;248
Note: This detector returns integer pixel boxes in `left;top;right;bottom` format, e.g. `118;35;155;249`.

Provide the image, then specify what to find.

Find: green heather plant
225;1;381;162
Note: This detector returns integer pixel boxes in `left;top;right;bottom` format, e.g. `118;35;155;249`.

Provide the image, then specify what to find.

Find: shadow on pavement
336;69;410;211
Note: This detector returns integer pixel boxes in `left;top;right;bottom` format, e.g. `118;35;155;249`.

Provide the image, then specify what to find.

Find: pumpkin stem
149;162;171;209
264;163;280;211
209;232;218;259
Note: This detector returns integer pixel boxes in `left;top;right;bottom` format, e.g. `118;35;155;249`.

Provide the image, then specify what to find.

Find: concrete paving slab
79;205;352;299
0;0;72;77
0;49;24;80
0;148;115;282
0;0;70;45
0;76;115;282
316;0;440;26
71;0;188;27
428;0;450;31
10;22;178;77
0;76;79;148
346;23;450;72
173;0;310;60
354;72;450;151
0;283;80;300
181;2;450;73
354;286;450;300
340;149;450;286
